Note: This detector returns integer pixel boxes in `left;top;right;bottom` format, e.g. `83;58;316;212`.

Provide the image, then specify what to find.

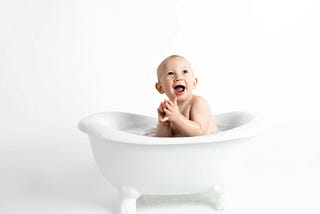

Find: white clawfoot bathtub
78;111;264;214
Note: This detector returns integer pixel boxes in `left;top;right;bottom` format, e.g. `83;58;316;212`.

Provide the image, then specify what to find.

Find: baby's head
155;55;198;102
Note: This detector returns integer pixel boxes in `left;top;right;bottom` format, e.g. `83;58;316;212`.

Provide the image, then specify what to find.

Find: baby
155;55;219;137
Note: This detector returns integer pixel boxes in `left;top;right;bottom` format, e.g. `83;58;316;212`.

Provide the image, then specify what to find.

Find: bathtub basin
78;111;264;214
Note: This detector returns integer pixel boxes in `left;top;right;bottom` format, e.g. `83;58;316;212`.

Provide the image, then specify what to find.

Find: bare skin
155;55;218;137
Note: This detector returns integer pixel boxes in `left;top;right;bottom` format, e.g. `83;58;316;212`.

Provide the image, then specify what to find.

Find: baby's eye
183;70;189;74
167;71;175;77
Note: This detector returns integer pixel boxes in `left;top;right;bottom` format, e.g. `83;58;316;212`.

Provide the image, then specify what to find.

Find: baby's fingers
163;107;172;115
165;101;175;111
160;116;169;122
161;101;167;109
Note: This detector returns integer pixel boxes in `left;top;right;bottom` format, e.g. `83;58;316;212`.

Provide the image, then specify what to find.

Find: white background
1;0;320;213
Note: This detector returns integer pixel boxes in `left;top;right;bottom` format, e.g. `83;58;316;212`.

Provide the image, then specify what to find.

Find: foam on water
127;125;230;137
126;127;157;137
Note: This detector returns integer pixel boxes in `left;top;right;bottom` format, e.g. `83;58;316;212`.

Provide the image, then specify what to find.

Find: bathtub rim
78;111;266;145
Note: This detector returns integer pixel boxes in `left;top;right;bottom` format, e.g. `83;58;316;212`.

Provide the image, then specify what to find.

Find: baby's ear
155;82;164;94
193;77;198;89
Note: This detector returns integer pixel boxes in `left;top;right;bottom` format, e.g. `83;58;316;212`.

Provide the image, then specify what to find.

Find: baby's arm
156;121;172;137
164;96;212;137
156;101;172;137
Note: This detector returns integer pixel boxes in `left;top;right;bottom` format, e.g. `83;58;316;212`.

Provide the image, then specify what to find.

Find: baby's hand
161;97;182;123
157;100;168;123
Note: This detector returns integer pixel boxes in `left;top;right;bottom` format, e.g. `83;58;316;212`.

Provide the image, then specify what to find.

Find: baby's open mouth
174;85;185;92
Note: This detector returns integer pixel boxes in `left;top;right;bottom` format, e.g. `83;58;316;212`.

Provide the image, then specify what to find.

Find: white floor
1;123;320;214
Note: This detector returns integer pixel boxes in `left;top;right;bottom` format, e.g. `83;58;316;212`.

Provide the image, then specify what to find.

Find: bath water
126;127;157;137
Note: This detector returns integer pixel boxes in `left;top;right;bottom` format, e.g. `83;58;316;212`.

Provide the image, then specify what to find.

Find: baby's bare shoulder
191;95;210;106
189;96;211;115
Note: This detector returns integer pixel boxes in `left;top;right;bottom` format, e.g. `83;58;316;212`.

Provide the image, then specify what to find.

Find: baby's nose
175;75;183;81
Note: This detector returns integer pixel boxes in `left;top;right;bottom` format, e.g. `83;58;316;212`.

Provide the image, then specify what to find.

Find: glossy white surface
78;111;265;213
1;123;320;214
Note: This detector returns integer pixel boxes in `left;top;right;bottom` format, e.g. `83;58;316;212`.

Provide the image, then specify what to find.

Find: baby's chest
180;108;191;119
171;110;191;135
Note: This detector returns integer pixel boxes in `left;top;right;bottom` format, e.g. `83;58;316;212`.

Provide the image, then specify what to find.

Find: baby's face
156;57;198;102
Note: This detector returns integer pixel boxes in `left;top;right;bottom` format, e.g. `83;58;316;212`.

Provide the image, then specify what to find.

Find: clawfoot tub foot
186;186;227;211
118;188;141;214
206;186;226;211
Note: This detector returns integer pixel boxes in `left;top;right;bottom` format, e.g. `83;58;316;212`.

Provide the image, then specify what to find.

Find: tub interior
215;111;255;131
90;112;156;133
89;111;256;136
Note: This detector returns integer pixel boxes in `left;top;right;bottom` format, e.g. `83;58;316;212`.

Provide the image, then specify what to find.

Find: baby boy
155;55;218;137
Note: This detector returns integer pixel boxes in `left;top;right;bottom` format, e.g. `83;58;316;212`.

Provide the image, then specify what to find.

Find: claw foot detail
118;188;141;214
206;186;228;211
